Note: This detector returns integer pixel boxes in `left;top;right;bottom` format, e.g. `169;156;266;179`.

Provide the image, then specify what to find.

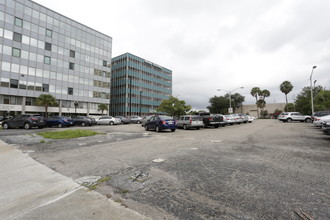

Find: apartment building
110;53;172;116
0;0;112;117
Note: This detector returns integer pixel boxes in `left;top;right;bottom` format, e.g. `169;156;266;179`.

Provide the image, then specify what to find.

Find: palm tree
260;89;270;101
280;81;293;107
98;103;108;116
251;87;261;117
35;94;57;117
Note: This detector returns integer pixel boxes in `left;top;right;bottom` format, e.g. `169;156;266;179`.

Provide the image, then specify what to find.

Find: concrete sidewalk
0;140;150;220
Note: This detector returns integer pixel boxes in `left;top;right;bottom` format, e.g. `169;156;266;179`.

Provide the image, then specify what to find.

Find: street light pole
217;87;244;114
310;66;317;115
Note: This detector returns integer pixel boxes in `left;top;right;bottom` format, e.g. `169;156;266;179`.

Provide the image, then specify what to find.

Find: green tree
157;96;192;117
284;103;295;112
314;90;330;111
251;87;261;117
295;86;323;115
207;96;229;114
280;81;294;107
35;94;57;117
224;93;245;109
98;103;109;116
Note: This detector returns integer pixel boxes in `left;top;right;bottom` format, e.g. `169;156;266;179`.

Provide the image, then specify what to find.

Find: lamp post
74;101;78;115
139;91;143;116
310;66;317;115
217;87;244;113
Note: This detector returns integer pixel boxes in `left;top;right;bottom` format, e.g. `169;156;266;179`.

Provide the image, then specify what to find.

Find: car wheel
287;118;292;123
2;123;9;129
171;129;175;132
183;124;187;130
24;123;31;130
145;125;149;131
58;123;63;128
155;126;161;132
110;121;114;125
305;118;311;123
81;122;86;127
214;125;219;128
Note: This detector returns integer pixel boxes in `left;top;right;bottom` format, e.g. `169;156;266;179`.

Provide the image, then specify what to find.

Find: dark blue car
144;115;177;132
46;116;73;128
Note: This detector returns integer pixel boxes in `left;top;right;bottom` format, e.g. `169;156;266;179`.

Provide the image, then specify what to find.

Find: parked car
278;112;312;123
2;114;46;129
312;115;330;127
176;115;204;130
71;115;95;126
224;115;236;125
238;113;249;124
46;116;73;128
321;121;330;134
144;115;177;132
199;113;223;128
0;116;12;125
96;116;121;125
247;115;256;123
129;116;143;124
231;114;243;124
312;110;330;121
114;116;129;124
141;115;153;127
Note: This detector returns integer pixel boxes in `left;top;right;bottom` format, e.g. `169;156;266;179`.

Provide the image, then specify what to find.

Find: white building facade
0;0;112;117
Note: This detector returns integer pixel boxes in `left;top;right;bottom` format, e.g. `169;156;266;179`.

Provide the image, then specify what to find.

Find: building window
70;50;75;58
15;17;23;27
45;42;52;51
103;60;107;67
69;62;75;70
12;48;21;57
42;83;49;92
46;29;52;37
10;79;19;88
0;78;10;87
68;87;73;95
13;32;22;42
44;56;51;64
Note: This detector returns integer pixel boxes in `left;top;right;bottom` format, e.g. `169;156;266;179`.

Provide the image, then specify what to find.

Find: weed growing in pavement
40;139;45;143
37;129;103;139
97;176;111;183
82;183;97;191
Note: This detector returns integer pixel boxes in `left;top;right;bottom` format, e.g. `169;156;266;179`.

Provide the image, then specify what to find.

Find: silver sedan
96;116;121;125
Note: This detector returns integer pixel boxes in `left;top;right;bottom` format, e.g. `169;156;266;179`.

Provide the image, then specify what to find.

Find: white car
313;115;330;127
96;116;121;125
247;115;255;123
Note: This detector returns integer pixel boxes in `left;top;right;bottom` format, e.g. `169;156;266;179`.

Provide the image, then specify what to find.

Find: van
176;115;204;130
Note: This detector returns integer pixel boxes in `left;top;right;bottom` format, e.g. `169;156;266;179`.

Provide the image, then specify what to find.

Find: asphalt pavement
0;140;150;220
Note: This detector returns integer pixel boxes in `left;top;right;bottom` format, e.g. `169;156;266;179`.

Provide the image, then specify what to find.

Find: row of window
1;28;110;69
0;7;111;55
0;95;102;110
0;77;110;99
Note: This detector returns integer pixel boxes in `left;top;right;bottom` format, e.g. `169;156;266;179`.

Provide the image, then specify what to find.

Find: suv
2;114;46;129
71;115;96;126
278;112;312;123
312;110;330;121
199;112;223;128
177;115;204;130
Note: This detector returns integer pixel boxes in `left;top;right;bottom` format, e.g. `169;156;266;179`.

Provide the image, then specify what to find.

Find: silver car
96;116;121;125
176;115;204;130
278;112;311;123
313;115;330;127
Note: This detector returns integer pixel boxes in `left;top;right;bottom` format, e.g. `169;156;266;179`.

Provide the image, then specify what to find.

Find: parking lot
1;120;330;219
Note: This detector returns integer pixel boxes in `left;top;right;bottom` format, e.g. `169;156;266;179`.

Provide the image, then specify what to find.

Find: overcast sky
34;0;330;109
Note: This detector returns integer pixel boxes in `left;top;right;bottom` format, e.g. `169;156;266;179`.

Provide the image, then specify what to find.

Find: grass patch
82;184;97;191
38;129;102;139
97;176;111;183
40;140;45;143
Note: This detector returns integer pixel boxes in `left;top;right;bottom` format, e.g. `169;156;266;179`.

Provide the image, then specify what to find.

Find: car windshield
159;116;173;120
192;116;202;121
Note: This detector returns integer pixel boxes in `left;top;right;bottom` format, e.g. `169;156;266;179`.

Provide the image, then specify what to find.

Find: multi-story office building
0;0;112;117
110;53;172;116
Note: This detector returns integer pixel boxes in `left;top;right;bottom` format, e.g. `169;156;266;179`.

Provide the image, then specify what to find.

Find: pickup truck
199;113;224;128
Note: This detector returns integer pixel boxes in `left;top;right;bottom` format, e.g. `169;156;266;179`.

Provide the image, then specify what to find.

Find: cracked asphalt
1;120;329;219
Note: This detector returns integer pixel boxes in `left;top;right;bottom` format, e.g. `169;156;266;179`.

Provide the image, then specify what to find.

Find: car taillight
64;119;68;122
208;117;213;121
161;120;166;125
31;117;38;121
189;119;192;124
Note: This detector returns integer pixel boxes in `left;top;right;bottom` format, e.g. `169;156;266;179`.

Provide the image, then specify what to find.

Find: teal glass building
110;53;172;116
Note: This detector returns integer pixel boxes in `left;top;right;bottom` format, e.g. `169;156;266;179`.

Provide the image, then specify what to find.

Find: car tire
110;121;114;125
305;118;311;123
145;125;149;131
183;124;187;130
287;118;292;123
214;125;219;128
155;126;160;132
171;129;175;132
24;123;31;130
58;123;63;128
2;123;9;129
81;122;86;127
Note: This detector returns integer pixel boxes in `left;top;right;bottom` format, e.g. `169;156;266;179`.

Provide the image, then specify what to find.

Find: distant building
0;0;112;117
110;53;172;116
237;103;286;117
